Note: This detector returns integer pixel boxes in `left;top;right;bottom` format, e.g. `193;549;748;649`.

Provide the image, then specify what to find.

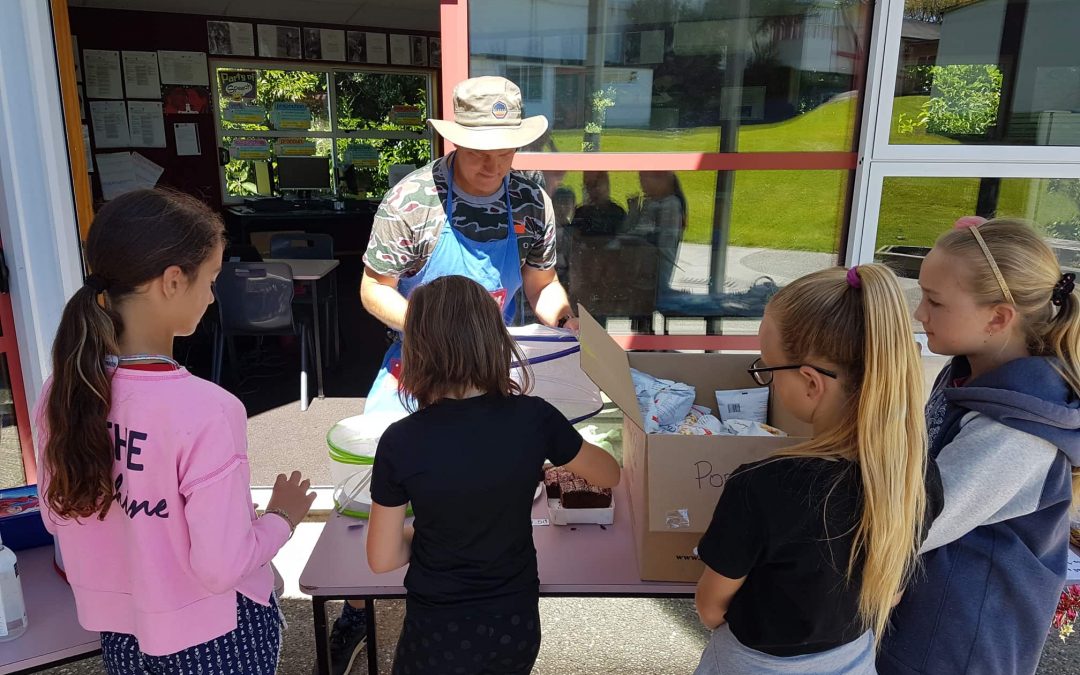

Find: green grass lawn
546;96;1080;253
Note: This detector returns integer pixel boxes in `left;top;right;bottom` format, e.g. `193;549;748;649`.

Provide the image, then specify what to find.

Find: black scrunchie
84;274;110;294
1051;272;1075;307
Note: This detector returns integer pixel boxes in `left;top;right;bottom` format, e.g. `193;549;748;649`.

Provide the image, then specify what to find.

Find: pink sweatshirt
36;368;290;656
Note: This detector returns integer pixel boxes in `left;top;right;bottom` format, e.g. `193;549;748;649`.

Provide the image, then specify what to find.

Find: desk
224;205;377;254
300;482;693;675
0;545;99;675
266;259;340;410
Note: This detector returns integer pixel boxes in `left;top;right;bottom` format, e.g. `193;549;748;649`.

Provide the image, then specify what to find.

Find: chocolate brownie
559;476;612;509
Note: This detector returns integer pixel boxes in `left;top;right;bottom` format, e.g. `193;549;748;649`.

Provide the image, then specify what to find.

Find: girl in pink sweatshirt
36;189;315;674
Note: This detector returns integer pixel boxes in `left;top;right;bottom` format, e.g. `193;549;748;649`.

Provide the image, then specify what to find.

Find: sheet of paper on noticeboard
207;20;255;56
90;100;130;148
83;49;123;99
157;51;209;86
127;101;166;148
122;51;161;99
389;34;410;66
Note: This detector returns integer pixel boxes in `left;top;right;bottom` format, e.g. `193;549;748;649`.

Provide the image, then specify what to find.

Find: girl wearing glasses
694;264;940;674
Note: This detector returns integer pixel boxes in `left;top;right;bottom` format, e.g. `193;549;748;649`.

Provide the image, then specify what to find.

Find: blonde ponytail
767;264;928;643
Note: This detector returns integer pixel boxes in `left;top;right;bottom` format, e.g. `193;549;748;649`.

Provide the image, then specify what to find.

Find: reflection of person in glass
625;170;687;301
552;187;576;288
572;171;626;236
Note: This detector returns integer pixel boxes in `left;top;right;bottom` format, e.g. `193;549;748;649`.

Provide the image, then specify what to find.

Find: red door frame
439;0;870;352
0;247;36;484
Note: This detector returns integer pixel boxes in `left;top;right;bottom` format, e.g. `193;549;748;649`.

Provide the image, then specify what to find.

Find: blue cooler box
0;485;53;551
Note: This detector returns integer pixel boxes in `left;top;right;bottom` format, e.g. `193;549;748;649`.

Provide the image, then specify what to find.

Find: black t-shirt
698;457;866;657
572;202;626;236
370;393;583;611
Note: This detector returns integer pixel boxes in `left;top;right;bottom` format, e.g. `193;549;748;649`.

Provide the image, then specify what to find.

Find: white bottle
0;531;27;641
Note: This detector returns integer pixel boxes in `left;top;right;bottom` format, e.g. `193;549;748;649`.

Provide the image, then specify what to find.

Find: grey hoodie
880;356;1080;675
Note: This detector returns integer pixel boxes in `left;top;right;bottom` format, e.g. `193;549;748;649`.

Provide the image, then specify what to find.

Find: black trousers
391;600;541;675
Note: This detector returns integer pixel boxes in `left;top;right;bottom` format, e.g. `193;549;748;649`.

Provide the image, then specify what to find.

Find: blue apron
364;156;524;413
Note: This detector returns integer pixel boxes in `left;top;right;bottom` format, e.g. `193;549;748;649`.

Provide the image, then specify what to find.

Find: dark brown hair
398;275;531;409
43;189;225;520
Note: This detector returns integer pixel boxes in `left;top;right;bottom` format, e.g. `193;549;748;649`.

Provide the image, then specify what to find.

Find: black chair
268;232;340;363
212;262;315;411
223;243;264;263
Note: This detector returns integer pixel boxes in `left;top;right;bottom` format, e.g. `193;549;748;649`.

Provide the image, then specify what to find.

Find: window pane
0;356;25;489
334;72;430;131
874;176;1080;313
470;0;872;153
336;137;433;198
222;137;335;198
540;169;845;332
216;67;330;133
892;0;1080;146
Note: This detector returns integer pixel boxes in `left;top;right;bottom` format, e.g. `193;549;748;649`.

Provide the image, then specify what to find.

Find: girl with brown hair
366;274;619;675
37;189;315;674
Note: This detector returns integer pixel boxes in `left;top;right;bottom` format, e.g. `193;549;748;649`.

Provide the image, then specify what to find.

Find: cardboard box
578;308;812;582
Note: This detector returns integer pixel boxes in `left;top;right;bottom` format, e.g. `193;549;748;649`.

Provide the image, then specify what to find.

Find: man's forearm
533;282;573;326
360;273;409;332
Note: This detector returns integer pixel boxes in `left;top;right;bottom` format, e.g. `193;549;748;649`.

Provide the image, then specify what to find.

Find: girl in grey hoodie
880;218;1080;675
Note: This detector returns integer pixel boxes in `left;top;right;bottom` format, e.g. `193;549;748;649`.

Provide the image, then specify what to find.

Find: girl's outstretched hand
266;471;317;528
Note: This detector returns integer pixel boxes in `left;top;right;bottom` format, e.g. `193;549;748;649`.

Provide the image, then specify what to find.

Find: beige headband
968;226;1015;305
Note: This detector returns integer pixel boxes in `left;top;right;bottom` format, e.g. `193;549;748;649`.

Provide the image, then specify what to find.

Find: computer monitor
276;156;331;192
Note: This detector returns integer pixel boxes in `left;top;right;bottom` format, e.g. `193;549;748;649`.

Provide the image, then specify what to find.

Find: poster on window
304;28;346;61
275;138;317;156
231;139;271;160
220;70;257;102
391;106;423;126
207;21;255;56
270;102;312;130
344;145;379;168
258;24;301;59
223;102;265;125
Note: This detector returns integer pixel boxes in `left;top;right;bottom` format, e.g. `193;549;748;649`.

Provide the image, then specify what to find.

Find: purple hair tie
846;266;861;289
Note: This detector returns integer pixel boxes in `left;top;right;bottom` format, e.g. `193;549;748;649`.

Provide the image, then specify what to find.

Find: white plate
534;482;544;502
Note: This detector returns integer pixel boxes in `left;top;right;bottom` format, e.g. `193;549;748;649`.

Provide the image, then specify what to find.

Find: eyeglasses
747;357;838;386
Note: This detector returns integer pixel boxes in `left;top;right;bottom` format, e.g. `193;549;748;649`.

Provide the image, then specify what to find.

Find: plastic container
0;485;52;551
0;530;28;641
327;412;406;518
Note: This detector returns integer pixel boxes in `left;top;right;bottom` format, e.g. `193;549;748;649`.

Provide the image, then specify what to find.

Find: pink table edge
299;481;695;599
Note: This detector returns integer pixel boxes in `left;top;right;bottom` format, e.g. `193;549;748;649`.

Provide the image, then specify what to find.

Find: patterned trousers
100;593;283;675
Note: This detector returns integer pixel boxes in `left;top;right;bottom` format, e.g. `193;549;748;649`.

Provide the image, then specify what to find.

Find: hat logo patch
491;100;508;119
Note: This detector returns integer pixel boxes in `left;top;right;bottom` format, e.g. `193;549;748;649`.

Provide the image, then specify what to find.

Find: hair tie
1052;272;1075;307
954;215;988;229
964;225;1015;305
84;274;110;294
846;266;861;289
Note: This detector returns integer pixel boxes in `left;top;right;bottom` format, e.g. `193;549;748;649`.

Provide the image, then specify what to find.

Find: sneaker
324;606;367;675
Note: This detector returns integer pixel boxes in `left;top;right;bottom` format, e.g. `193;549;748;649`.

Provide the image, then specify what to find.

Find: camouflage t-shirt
364;153;556;279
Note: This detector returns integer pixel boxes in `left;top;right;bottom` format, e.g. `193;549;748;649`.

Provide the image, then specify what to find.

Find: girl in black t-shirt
367;275;620;675
694;264;938;674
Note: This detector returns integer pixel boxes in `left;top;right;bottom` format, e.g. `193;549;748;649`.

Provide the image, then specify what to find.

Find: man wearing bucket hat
360;76;577;413
323;77;578;674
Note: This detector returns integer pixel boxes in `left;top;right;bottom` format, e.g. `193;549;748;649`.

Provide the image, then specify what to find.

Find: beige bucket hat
429;76;549;151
